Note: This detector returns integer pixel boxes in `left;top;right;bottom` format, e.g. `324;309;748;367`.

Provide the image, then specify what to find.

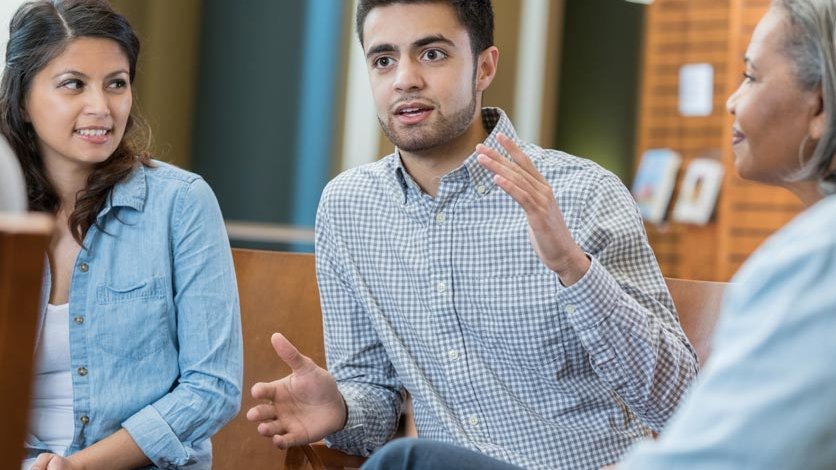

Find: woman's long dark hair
0;0;152;244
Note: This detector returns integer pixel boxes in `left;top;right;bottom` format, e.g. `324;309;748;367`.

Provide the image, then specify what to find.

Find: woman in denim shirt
1;1;243;468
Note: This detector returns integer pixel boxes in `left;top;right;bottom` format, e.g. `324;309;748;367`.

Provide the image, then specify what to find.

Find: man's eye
422;49;447;61
375;57;393;68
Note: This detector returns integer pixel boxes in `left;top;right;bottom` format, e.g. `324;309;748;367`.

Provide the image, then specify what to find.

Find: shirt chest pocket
95;276;169;360
461;273;569;371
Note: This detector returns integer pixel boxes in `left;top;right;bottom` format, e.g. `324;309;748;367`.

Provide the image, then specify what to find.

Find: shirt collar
389;107;520;203
97;163;147;220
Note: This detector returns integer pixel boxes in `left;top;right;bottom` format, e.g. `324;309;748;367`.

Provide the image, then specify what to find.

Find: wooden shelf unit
636;0;802;281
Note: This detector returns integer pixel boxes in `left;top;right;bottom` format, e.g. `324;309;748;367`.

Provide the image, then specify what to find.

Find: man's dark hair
356;0;494;57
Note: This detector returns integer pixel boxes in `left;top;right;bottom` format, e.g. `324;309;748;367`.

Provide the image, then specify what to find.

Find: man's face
362;2;479;153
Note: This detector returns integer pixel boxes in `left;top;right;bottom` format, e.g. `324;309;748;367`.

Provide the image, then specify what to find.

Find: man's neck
399;110;488;198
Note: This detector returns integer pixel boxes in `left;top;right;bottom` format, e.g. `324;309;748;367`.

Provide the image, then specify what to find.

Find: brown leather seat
664;277;727;365
213;249;365;469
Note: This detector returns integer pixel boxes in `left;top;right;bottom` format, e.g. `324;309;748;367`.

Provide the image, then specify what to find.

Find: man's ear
475;46;499;93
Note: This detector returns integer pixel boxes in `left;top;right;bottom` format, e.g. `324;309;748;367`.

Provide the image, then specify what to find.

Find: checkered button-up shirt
317;108;698;470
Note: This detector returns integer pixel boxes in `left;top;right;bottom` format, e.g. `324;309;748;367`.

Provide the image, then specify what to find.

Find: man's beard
379;90;478;153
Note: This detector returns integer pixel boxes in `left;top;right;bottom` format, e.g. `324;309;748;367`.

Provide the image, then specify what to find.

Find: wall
556;0;645;183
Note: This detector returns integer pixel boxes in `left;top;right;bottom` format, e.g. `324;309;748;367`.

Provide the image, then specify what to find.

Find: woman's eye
109;79;128;89
61;79;83;90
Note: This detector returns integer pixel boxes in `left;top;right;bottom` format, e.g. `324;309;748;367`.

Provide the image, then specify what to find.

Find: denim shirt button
74;316;84;325
78;263;89;273
79;415;90;424
77;367;88;377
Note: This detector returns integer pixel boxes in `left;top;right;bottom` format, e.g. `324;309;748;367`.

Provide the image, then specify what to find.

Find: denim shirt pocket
461;273;568;371
95;276;169;359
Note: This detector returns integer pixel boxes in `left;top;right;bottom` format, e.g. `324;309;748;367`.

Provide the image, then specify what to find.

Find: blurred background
0;0;800;281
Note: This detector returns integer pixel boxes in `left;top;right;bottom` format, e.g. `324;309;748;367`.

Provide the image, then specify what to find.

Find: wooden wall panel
717;0;802;279
637;0;730;280
637;0;802;281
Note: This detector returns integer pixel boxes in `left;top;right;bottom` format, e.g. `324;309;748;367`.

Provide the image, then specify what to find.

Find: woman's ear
809;89;825;140
21;102;31;123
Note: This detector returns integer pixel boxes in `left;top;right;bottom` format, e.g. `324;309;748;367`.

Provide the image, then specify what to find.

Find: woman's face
726;8;824;186
24;37;132;174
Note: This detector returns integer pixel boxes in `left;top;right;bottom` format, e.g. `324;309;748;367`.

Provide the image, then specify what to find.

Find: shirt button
74;316;84;325
468;415;479;426
436;282;447;293
80;415;90;424
565;304;577;314
77;367;88;377
476;185;487;195
435;212;446;223
78;263;89;273
448;350;460;361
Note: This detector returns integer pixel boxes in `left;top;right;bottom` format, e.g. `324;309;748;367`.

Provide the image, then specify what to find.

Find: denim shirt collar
388;107;519;204
96;163;148;221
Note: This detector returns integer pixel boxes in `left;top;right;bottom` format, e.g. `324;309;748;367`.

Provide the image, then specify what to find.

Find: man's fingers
250;381;278;400
497;133;541;178
246;403;279;422
270;333;312;373
272;433;307;450
477;151;540;201
257;419;287;437
476;141;544;192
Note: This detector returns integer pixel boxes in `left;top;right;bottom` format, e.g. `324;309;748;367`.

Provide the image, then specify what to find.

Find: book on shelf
672;157;724;225
631;148;681;224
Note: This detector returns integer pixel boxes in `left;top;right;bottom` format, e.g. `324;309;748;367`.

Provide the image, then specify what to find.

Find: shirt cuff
323;385;370;455
122;404;191;468
558;254;622;331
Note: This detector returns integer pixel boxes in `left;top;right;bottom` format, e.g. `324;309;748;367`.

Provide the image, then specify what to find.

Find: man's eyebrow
366;43;396;59
412;34;455;49
365;34;457;59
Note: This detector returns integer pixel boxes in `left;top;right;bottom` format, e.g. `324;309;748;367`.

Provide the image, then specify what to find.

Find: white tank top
28;303;74;457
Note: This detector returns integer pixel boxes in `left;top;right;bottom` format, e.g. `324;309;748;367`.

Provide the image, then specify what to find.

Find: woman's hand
31;454;82;470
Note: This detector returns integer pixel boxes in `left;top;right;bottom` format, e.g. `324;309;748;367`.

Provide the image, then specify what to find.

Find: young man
247;1;697;468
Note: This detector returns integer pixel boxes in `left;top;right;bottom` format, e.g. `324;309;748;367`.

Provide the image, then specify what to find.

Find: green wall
192;1;306;224
556;0;645;183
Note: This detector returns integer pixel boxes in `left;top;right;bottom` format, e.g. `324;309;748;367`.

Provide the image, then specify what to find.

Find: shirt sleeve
122;178;243;468
560;172;698;431
316;189;405;456
618;227;836;469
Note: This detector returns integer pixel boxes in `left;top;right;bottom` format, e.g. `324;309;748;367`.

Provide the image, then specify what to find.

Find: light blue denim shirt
620;194;836;469
26;162;242;469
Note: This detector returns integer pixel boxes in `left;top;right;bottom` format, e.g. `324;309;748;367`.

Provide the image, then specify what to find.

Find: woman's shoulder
731;195;836;287
142;159;205;187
